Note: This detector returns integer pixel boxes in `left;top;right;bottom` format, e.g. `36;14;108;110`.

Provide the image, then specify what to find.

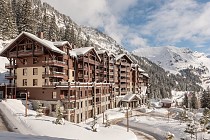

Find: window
51;104;56;112
33;57;38;64
23;58;27;65
33;68;38;75
72;71;74;77
23;68;27;76
52;92;57;99
33;79;38;86
23;79;27;86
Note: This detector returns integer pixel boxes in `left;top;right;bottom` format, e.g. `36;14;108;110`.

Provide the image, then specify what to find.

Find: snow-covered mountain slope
132;46;210;89
0;40;9;73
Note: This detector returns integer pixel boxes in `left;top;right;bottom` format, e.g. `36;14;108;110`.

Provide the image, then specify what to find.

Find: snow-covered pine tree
41;10;50;40
0;0;7;39
63;24;71;42
33;0;42;34
191;92;199;109
18;0;35;34
201;89;210;109
1;0;18;40
48;15;58;41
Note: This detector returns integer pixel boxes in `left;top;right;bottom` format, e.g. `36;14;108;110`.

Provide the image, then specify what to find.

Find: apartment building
0;32;149;123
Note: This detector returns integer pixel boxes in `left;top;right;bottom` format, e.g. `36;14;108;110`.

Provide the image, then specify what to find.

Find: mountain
0;0;204;98
132;46;210;89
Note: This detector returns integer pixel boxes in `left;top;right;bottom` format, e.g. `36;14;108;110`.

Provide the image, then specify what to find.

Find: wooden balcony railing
5;73;16;79
9;49;43;57
42;60;66;67
5;63;17;69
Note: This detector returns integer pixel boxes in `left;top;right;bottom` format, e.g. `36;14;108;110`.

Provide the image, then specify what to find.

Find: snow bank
1;99;137;140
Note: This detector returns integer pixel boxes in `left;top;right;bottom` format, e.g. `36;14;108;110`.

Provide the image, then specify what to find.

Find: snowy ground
0;99;137;140
128;107;210;140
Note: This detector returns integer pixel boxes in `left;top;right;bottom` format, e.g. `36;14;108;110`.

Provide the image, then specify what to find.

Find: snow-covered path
118;120;164;140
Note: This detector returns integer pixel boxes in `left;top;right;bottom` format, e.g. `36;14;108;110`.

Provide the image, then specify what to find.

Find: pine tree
41;10;50;39
63;24;71;42
0;0;8;39
183;93;189;108
191;92;199;109
0;0;17;40
48;15;58;41
19;0;35;33
201;89;210;109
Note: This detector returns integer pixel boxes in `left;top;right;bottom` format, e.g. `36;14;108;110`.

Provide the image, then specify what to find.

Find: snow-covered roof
115;54;133;63
0;32;66;55
71;47;101;61
121;93;140;102
53;41;71;47
138;68;145;72
142;73;149;78
108;52;116;57
161;98;173;104
97;50;108;55
71;47;94;55
131;64;138;67
69;51;77;58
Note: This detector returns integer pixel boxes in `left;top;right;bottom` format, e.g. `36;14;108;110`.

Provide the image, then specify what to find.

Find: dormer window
23;58;27;65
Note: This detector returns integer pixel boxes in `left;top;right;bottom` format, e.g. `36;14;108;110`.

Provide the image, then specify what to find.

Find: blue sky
42;0;210;54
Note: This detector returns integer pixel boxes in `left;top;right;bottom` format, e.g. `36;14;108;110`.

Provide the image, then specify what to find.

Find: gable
0;32;65;57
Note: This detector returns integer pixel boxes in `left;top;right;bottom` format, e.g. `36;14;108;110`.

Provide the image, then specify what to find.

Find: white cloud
141;0;210;45
41;0;138;45
129;35;149;48
41;0;210;54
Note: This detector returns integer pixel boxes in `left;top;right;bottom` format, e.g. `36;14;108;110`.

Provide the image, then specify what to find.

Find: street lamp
21;90;30;117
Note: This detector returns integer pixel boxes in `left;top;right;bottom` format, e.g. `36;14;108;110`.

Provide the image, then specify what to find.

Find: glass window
23;69;27;76
33;57;38;64
33;68;38;75
52;92;57;99
23;79;27;86
33;79;38;86
23;58;27;65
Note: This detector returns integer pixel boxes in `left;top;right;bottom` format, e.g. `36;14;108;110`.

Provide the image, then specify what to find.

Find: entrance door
0;91;3;100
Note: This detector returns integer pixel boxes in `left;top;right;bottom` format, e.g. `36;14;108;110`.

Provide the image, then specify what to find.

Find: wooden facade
0;32;149;123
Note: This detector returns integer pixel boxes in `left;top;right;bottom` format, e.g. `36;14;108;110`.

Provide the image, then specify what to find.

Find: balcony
120;78;127;82
120;73;126;76
42;60;66;68
120;68;126;71
5;63;17;69
5;73;16;79
9;49;43;57
109;72;114;75
78;66;88;70
42;71;67;79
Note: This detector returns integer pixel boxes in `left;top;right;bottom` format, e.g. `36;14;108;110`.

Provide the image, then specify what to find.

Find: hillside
0;0;204;98
132;46;210;89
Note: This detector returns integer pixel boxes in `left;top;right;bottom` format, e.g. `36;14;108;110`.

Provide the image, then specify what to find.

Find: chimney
37;32;44;39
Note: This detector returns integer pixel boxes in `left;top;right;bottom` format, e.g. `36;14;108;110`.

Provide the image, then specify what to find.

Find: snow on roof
69;50;77;58
53;41;70;47
142;73;149;78
161;98;173;104
115;54;133;63
108;52;116;57
71;47;94;55
97;49;107;54
71;47;101;61
131;64;138;67
138;68;145;72
0;32;66;55
121;93;140;102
